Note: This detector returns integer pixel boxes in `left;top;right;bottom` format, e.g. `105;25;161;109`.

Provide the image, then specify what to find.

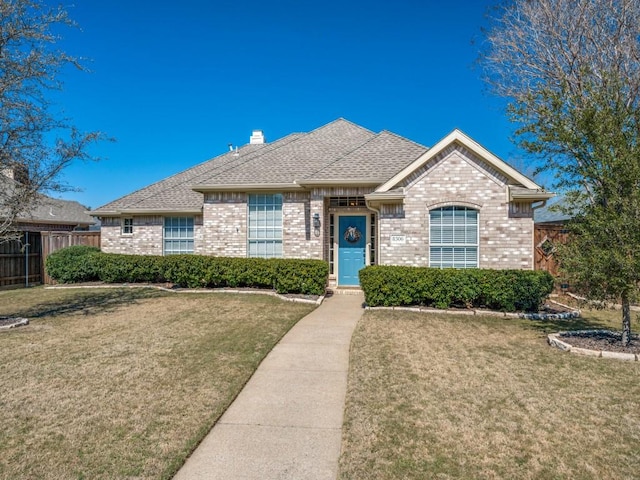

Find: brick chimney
249;130;265;144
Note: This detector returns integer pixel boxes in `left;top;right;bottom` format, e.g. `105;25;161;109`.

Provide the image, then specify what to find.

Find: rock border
365;301;580;320
45;284;324;305
548;331;638;361
0;317;29;330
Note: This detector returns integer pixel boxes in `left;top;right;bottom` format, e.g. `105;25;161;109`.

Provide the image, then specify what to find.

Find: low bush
45;245;101;283
46;248;329;295
359;266;554;312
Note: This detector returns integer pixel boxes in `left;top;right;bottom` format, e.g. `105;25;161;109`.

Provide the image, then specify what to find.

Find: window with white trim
164;217;194;254
248;194;283;258
429;206;478;268
121;218;133;235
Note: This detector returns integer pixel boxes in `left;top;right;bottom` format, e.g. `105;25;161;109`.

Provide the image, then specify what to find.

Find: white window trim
428;206;479;269
247;194;283;258
121;217;133;236
163;217;195;255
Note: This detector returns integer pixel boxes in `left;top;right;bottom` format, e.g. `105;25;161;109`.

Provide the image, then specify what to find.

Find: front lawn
0;287;315;480
339;308;640;479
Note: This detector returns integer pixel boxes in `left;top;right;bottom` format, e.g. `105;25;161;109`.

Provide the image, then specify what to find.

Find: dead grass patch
339;310;640;480
0;287;314;480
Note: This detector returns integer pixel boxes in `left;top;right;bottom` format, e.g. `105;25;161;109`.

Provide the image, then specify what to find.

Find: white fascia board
508;187;555;202
295;179;382;187
377;129;541;192
364;192;405;202
96;208;203;216
192;183;303;192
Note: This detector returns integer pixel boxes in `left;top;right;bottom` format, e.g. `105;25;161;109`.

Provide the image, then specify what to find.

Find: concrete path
173;292;364;480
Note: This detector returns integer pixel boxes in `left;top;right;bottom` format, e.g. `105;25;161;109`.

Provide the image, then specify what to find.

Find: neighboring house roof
534;199;574;224
20;196;95;227
0;174;95;227
93;118;551;216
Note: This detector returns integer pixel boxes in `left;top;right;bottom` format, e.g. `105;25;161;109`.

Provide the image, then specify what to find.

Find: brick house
92;119;553;287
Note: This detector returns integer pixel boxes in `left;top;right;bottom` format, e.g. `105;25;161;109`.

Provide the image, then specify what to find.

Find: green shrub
45;245;101;283
273;259;329;295
46;250;329;295
359;266;553;312
95;253;164;283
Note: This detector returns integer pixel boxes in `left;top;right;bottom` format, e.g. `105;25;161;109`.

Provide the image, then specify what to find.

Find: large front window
164;217;194;254
248;194;283;258
429;206;478;268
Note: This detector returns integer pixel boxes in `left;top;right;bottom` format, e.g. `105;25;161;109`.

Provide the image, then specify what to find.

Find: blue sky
48;0;538;209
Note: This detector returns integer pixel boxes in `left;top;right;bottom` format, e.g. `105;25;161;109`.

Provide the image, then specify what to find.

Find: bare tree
0;0;105;242
482;0;640;345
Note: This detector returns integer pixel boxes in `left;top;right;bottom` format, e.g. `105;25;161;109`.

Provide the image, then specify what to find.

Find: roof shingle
93;118;428;215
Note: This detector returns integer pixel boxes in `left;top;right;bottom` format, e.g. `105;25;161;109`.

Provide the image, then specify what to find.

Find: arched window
429;206;478;268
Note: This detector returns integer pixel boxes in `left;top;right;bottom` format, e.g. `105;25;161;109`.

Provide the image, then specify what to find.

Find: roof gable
376;129;541;192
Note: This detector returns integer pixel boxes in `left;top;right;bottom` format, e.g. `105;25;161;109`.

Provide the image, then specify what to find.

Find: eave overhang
92;208;203;217
192;183;304;193
294;179;383;188
364;191;405;204
508;186;555;202
15;218;94;226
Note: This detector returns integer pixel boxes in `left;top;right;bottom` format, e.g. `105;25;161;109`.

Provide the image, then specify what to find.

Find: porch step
327;287;363;296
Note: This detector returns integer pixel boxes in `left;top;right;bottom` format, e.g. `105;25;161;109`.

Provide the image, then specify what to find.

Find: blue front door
338;215;366;286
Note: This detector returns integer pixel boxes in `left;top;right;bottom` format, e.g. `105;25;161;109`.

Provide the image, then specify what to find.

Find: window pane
164;217;194;254
247;194;283;258
429;207;478;269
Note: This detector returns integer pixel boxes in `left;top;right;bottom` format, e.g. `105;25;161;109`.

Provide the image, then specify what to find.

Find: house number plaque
390;235;406;245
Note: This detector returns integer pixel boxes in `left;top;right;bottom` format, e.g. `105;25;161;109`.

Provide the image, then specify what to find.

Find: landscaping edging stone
45;284;324;305
0;317;29;330
547;331;639;361
365;304;579;320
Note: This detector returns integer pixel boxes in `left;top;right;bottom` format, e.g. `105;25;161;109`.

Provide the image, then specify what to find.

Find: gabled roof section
376;129;542;192
92;133;304;214
296;130;428;185
193;118;376;190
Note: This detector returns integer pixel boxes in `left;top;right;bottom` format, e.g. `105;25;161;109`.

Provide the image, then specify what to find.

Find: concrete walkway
173;292;364;480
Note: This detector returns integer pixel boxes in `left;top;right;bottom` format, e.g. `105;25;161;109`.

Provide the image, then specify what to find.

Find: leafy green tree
0;0;105;242
482;0;640;345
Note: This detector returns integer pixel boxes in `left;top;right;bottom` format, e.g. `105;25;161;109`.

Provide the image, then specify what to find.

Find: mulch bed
560;330;640;355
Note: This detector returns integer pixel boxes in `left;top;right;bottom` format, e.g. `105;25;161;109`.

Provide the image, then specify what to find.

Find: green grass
0;287;315;480
339;307;640;480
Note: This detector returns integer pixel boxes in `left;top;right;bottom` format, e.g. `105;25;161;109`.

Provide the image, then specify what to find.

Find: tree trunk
621;293;632;347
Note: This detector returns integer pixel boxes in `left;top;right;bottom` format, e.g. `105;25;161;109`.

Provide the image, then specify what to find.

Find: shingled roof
21;196;95;227
93;119;429;215
0;175;94;227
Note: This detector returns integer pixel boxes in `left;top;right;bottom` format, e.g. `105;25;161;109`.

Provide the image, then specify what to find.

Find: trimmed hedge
359;266;554;312
45;248;329;296
45;245;101;283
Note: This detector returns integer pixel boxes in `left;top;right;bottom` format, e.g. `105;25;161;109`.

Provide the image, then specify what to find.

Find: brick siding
378;147;534;269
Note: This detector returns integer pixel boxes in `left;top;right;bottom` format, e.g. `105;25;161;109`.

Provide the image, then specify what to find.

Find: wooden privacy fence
41;231;101;284
0;232;43;288
534;224;569;278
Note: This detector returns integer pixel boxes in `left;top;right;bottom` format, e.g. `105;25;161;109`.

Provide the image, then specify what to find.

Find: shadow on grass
8;288;167;320
524;315;612;335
